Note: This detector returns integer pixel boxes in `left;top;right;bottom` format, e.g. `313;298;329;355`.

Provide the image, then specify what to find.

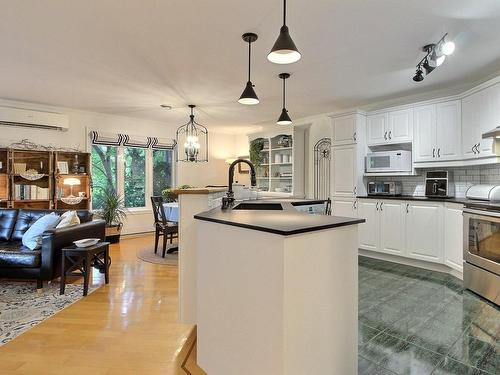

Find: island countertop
193;200;365;236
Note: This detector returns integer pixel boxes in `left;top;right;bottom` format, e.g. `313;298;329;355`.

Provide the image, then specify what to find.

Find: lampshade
63;177;81;186
268;25;301;64
238;81;259;105
277;108;292;125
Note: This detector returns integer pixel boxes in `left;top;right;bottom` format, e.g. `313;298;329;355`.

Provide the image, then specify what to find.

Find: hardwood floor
0;234;205;375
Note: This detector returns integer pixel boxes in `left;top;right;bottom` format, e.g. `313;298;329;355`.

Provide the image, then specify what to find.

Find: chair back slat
151;196;168;225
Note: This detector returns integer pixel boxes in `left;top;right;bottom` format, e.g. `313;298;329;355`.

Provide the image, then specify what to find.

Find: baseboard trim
359;249;463;280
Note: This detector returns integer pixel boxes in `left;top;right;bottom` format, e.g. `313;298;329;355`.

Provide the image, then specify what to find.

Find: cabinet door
461;93;480;159
413;105;437;162
379;200;406;256
406;202;444;263
367;113;388;145
331;145;357;197
388;109;413;143
357;199;379;252
444;203;463;272
477;84;498;157
332;115;356;146
436;101;462;161
332;198;357;218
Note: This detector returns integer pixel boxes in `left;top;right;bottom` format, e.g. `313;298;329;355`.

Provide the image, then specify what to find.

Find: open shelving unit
53;151;91;210
0;149;8;208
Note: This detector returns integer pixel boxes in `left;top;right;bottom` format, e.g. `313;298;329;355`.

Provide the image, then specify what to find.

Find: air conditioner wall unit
0;106;69;131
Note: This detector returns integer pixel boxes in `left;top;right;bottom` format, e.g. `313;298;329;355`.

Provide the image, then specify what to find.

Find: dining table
162;202;179;253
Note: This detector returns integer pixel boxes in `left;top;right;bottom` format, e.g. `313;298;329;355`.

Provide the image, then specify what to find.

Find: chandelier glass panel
176;105;208;163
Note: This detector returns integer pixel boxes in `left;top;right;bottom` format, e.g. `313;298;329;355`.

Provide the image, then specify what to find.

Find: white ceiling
1;0;500;133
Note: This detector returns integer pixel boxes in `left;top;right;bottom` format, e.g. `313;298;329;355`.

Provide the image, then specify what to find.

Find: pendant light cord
282;77;286;109
248;40;252;82
283;0;287;26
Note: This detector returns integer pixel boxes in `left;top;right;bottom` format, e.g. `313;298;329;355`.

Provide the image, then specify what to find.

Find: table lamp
63;177;81;197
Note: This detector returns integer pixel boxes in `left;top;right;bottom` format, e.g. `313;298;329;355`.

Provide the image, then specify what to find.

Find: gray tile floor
358;256;499;375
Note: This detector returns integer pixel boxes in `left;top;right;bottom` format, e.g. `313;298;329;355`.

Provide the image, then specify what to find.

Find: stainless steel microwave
366;151;412;173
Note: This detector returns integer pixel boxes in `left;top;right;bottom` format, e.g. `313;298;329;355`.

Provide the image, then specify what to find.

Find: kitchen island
194;201;364;375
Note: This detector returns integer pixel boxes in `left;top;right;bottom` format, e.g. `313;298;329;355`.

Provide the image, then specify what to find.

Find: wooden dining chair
151;196;179;257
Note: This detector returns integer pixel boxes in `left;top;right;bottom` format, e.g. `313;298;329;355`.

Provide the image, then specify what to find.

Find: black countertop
194;200;365;236
356;195;471;204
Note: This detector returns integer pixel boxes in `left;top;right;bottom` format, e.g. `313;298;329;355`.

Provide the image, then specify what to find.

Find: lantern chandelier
176;105;208;163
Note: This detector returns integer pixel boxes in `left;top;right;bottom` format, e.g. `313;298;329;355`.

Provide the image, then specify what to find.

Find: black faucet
222;159;257;209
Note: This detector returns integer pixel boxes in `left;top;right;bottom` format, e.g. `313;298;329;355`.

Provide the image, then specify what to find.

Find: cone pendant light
268;0;301;64
277;73;292;125
238;33;259;105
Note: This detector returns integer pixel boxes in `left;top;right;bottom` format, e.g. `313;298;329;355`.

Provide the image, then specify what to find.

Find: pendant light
176;105;209;163
277;73;292;125
238;33;259;105
268;0;301;64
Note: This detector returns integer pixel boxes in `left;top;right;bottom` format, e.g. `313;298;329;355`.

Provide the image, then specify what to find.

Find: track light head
441;40;455;56
413;69;424;82
422;58;435;75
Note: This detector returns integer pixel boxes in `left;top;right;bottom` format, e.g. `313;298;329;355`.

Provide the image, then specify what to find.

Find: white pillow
56;211;81;228
22;213;61;250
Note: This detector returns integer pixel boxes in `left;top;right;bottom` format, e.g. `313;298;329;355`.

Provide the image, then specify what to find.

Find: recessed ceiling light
160;104;172;110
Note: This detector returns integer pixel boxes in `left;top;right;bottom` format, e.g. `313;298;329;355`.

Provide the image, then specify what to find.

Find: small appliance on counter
425;171;454;198
366;150;412;173
463;184;500;305
367;181;402;196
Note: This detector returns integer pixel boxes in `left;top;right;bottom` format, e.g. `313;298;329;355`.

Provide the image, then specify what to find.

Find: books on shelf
14;184;49;200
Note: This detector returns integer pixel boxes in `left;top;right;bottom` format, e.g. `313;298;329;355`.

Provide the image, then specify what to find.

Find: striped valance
89;131;176;150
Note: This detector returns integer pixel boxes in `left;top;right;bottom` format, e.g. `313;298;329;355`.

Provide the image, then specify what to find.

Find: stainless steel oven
463;207;500;305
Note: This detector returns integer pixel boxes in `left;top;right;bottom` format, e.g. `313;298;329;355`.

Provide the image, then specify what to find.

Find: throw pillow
22;213;61;250
56;210;81;228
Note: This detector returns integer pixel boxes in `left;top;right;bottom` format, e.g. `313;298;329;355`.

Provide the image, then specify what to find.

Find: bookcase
0;149;91;210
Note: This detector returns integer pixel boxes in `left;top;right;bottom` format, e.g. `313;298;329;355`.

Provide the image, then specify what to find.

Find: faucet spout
222;159;257;209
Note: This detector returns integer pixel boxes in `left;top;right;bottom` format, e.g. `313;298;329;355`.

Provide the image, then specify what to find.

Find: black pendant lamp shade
268;0;301;64
238;33;259;105
176;105;209;163
277;73;292;125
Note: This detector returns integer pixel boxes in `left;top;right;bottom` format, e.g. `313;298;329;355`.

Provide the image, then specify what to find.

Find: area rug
0;280;97;345
137;245;178;266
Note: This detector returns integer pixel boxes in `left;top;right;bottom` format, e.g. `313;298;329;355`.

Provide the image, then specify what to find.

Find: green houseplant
249;138;265;168
98;189;127;243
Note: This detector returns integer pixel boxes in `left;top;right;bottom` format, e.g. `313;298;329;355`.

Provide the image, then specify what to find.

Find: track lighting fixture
238;33;259;105
277;73;292;125
412;33;455;82
268;0;301;64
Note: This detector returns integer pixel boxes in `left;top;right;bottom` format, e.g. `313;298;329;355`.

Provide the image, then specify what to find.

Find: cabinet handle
388;131;392;140
438;148;441;158
353;200;357;210
353;186;357;195
353;132;357;141
380;202;383;211
376;202;379;211
477;143;480;153
433;148;436;158
472;145;477;154
406;203;409;214
384;132;387;141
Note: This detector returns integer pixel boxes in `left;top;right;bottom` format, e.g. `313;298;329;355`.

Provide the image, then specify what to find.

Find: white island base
197;221;359;375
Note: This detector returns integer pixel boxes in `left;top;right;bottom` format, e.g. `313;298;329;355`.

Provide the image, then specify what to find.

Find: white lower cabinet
444;203;464;272
332;198;357;218
406;202;444;263
357;199;459;269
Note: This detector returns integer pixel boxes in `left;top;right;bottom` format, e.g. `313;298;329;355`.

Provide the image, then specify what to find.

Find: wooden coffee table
60;242;110;296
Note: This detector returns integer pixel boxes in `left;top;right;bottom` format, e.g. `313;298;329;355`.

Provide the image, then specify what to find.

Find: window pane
124;147;146;208
91;145;117;210
153;149;173;196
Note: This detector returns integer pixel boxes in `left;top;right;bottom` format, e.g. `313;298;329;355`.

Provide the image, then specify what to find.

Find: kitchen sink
232;202;283;210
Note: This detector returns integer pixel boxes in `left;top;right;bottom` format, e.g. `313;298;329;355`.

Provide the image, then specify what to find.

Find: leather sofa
0;208;106;288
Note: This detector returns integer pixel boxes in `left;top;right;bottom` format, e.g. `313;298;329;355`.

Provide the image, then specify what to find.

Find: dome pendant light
277;73;292;125
176;105;209;163
238;33;259;105
268;0;301;64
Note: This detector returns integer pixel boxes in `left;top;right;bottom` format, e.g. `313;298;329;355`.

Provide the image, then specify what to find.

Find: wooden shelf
271;147;292;151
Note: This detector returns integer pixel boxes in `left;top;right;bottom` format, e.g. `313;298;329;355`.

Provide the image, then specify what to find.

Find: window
124;147;146;208
91;145;118;210
153;149;173;196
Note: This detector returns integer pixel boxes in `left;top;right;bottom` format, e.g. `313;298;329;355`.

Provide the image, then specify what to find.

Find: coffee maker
425;171;454;198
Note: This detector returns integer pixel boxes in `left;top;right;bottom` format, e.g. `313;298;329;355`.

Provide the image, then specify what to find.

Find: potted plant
98;189;127;243
249;138;265;168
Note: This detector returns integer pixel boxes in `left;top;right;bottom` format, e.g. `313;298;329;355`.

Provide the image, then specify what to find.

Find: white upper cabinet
414;100;462;162
406;201;444;263
367;109;412;146
331;144;357;197
436;100;462;160
414;105;437;162
462;82;500;159
332;114;357;146
388;109;413;143
367;113;388;145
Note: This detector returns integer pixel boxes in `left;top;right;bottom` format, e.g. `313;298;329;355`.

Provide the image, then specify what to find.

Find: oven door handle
464;208;500;219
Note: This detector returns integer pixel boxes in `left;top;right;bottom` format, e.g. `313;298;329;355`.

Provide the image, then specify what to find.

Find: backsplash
365;164;500;198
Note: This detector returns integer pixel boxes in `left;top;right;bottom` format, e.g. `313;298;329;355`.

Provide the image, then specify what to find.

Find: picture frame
57;161;69;174
238;156;250;174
